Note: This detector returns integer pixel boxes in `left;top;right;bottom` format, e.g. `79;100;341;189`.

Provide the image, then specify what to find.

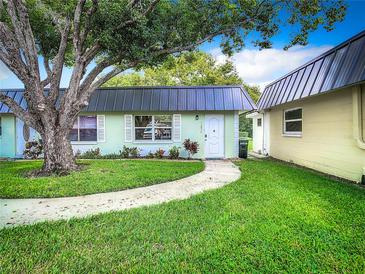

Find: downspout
352;85;365;184
262;111;266;155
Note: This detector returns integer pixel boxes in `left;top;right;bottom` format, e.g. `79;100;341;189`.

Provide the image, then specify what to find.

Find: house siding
0;115;16;158
268;85;365;182
69;111;238;159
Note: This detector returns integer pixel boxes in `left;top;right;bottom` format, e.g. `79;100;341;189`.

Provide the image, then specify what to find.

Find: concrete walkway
0;160;240;228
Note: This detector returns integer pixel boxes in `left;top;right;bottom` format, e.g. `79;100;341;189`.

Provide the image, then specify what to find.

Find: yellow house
249;30;365;183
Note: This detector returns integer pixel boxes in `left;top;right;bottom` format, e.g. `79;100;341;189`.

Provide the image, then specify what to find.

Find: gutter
352;85;365;184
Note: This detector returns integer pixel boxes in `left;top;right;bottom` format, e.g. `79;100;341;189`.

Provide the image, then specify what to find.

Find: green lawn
1;159;365;272
0;160;204;198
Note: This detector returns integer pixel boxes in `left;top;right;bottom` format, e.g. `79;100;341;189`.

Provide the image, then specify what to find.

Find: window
0;117;2;136
134;115;172;141
283;108;302;136
70;116;97;142
257;118;262;127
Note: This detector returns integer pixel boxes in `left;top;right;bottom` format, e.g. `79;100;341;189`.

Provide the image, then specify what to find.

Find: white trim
133;115;173;142
234;111;239;157
71;141;98;145
125;114;133;142
204;114;225;158
97;115;106;142
283;107;303;137
352;85;365;149
173;114;181;142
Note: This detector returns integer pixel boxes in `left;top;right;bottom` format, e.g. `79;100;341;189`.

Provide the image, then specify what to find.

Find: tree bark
41;127;78;174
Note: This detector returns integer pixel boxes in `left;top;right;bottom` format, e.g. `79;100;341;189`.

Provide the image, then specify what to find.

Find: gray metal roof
0;86;256;113
257;30;365;110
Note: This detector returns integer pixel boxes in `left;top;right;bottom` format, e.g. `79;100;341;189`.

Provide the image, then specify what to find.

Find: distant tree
0;0;346;174
105;51;261;101
239;114;253;138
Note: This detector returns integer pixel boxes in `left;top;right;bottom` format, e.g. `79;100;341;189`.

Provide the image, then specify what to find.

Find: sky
1;0;365;91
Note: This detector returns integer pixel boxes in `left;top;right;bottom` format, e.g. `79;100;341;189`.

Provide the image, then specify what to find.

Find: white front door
205;114;224;158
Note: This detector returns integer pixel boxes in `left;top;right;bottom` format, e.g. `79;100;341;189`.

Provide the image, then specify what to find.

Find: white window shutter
97;115;106;142
173;114;181;142
125;114;133;142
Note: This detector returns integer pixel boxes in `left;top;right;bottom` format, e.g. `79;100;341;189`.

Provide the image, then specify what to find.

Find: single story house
248;30;365;183
0;85;256;159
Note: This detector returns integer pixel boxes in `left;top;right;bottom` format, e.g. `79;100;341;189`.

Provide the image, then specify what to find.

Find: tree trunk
41;128;77;174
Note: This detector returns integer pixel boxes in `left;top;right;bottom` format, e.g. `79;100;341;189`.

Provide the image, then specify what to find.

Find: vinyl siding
268;85;365;182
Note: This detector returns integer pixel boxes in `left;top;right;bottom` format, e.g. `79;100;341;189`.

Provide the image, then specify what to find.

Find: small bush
146;151;155;159
168;146;180;159
23;139;43;159
120;146;140;158
102;153;123;159
129;147;141;158
183;139;199;159
120;146;130;158
78;148;101;159
154;148;165;159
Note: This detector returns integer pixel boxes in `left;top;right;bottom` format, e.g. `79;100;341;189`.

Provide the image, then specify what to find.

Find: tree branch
47;18;71;104
79;0;98;50
73;0;86;57
0;23;29;83
78;58;114;94
0;92;39;130
119;0;160;29
41;57;52;87
7;0;40;78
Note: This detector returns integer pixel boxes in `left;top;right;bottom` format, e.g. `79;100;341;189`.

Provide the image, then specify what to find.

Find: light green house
0;86;256;159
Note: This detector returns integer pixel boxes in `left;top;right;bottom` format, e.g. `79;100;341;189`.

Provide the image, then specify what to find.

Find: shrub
168;146;180;159
129;147;141;158
154;148;165;159
120;146;140;158
120;146;130;158
102;153;123;159
23;139;43;159
78;148;101;159
146;151;155;159
183;139;199;159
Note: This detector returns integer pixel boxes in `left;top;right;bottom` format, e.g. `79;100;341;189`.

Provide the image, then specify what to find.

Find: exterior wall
268;85;365;182
71;111;238;159
363;87;365;139
0;115;16;158
246;112;264;154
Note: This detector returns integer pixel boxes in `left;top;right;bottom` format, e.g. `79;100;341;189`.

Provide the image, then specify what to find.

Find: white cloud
210;45;333;92
0;61;11;81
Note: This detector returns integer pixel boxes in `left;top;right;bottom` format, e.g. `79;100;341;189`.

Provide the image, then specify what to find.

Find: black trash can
239;139;248;159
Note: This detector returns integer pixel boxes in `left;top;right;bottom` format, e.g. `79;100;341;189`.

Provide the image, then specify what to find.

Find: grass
1;159;365;272
0;160;204;198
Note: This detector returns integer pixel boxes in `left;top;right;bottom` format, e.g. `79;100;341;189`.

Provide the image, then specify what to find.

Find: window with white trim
134;115;172;141
283;108;302;136
70;116;97;141
257;118;262;127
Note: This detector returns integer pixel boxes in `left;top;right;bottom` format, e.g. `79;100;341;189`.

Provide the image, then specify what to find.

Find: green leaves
12;0;346;65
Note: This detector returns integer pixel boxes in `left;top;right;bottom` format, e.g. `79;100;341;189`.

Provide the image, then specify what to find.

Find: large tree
0;0;346;173
104;51;261;102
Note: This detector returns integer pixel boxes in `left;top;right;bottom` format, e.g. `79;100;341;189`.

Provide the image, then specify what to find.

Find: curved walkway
0;160;240;228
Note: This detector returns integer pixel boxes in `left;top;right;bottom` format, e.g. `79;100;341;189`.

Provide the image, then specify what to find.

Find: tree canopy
104;51;261;102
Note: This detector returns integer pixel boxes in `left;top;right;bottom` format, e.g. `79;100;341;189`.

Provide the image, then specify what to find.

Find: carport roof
257;30;365;110
0;85;257;113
